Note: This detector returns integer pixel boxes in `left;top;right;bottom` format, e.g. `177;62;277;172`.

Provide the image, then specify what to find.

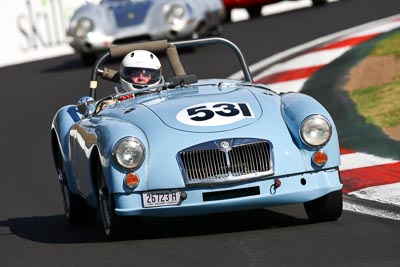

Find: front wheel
224;10;232;22
247;6;262;18
192;22;208;39
97;163;125;240
303;190;343;222
58;168;96;223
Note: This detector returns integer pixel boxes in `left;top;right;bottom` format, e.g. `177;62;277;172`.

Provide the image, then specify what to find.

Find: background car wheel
247;6;262;18
80;52;97;66
224;10;232;22
209;25;223;36
97;164;125;240
192;22;208;39
58;168;97;224
312;0;328;6
303;190;343;222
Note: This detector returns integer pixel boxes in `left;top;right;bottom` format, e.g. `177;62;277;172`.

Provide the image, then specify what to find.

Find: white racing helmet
119;50;162;91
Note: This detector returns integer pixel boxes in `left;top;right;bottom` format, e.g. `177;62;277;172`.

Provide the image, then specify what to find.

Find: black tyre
80;52;97;66
247;6;262;18
58;168;97;224
312;0;327;6
97;162;125;240
304;190;343;222
224;10;232;22
192;22;208;39
209;25;223;36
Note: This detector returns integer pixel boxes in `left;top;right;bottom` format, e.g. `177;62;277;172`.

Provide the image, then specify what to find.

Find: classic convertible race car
51;37;343;239
66;0;225;65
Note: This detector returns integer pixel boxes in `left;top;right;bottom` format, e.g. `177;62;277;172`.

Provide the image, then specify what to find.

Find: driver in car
96;50;163;112
118;49;163;92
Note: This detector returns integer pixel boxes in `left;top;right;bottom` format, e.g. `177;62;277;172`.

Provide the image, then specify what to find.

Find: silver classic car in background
66;0;225;65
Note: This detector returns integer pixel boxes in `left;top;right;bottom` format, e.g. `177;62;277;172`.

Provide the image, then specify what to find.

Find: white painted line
253;46;351;80
258;78;307;93
339;152;398;171
349;20;400;38
349;183;400;208
343;200;400;221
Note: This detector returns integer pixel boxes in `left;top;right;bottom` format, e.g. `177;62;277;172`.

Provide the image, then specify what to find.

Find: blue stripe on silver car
111;1;152;28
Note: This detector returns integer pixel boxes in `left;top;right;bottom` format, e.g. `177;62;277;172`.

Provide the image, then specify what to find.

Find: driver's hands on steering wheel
95;99;118;113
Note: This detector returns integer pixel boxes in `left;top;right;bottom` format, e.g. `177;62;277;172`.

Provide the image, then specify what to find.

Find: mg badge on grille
220;141;231;152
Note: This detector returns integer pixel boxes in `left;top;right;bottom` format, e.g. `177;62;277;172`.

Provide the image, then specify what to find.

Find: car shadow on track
0;207;310;243
0;215;105;243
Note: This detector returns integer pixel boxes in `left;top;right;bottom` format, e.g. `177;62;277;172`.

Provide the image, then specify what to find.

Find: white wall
0;0;86;67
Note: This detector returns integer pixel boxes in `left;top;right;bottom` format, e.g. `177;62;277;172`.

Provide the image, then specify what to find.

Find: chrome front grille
180;149;229;180
179;139;273;185
229;142;270;176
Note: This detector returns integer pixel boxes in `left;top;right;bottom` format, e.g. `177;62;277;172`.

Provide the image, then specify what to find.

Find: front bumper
114;168;342;217
67;32;115;54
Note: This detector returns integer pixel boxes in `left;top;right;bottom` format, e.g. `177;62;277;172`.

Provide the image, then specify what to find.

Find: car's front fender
82;116;150;195
51;105;82;193
280;92;340;170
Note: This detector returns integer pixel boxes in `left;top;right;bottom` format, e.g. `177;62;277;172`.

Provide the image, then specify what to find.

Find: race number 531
176;102;254;126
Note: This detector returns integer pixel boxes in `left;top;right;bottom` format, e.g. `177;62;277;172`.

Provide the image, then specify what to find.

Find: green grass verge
349;79;400;128
349;31;400;130
370;31;400;59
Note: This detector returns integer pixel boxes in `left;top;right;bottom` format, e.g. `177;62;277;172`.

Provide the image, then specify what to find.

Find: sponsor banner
0;0;86;67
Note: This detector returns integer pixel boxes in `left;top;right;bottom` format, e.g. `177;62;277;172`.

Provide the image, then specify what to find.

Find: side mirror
77;96;96;117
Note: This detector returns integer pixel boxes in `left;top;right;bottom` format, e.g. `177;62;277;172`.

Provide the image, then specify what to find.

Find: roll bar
89;37;253;99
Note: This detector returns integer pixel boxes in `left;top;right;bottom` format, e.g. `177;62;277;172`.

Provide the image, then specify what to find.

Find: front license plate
142;190;181;208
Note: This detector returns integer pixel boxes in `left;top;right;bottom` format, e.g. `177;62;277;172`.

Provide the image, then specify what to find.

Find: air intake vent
179;139;273;185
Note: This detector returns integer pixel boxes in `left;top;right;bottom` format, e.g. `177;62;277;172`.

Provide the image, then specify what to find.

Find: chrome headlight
300;115;332;147
74;18;93;38
165;5;186;27
113;137;145;169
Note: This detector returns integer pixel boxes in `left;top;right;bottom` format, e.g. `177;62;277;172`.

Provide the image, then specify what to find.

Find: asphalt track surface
1;0;400;266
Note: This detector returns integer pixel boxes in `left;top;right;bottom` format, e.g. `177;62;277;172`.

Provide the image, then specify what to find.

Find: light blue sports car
51;38;343;239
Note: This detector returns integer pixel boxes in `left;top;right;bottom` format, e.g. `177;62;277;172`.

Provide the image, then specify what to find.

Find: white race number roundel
176;102;254;126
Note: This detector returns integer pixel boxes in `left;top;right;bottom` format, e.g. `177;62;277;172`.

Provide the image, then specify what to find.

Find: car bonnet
136;84;269;133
